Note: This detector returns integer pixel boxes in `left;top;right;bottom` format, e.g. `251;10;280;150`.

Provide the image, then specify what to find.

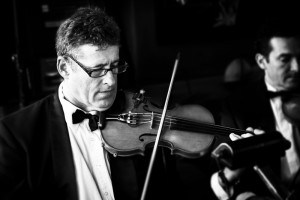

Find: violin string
169;121;233;136
136;114;227;134
170;116;247;135
134;113;247;136
124;113;248;136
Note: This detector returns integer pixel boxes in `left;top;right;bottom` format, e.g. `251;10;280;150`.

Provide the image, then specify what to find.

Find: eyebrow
91;63;107;69
92;59;120;69
278;52;292;57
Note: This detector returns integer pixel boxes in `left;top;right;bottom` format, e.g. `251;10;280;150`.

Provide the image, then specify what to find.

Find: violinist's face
59;44;118;112
256;37;300;91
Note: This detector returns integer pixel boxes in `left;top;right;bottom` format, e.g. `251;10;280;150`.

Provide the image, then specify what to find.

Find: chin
90;102;111;111
287;80;300;89
95;98;116;111
284;84;298;91
91;91;116;109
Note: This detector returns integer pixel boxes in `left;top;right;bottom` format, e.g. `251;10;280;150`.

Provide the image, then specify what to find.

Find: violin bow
140;52;181;200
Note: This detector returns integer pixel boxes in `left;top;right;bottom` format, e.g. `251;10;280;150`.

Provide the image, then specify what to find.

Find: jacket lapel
109;155;140;200
48;92;78;200
255;80;277;131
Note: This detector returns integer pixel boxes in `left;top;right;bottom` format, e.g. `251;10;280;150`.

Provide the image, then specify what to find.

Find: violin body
101;90;216;158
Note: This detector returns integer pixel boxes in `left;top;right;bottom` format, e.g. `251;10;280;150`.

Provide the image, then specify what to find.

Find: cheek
267;61;284;77
269;68;284;82
70;74;91;96
88;80;101;94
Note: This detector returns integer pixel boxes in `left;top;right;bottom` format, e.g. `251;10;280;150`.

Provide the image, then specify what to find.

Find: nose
102;70;116;86
291;58;300;72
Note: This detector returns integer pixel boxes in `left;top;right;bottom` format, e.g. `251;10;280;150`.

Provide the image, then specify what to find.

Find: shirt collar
265;78;278;92
58;82;80;125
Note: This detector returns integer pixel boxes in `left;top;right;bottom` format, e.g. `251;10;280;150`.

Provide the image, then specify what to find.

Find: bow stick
140;52;181;200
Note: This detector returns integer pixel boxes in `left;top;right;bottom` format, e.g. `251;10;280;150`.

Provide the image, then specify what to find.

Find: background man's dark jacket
218;78;300;199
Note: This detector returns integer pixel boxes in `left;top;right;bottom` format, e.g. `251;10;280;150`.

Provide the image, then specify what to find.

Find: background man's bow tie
72;109;99;131
267;90;291;99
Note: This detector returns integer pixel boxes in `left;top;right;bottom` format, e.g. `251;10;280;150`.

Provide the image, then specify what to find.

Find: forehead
269;37;300;55
73;44;120;61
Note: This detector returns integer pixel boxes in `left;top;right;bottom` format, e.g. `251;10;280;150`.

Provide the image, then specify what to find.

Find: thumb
229;133;242;141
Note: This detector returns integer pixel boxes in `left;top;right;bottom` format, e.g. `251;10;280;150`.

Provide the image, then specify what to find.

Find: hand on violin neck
229;127;265;141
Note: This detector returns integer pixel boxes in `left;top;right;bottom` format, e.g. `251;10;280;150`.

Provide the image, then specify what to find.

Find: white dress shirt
266;82;300;185
58;82;115;200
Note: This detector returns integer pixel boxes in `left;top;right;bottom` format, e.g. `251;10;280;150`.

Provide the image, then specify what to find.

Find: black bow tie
267;90;290;99
72;109;99;131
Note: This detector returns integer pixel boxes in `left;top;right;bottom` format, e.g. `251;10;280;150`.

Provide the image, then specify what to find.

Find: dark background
1;0;298;116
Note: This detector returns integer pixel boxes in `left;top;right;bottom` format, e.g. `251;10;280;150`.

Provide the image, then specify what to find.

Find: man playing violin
0;6;217;200
0;6;124;200
211;14;300;200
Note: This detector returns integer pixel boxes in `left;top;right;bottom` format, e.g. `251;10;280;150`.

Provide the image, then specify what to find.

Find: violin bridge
126;111;133;124
150;112;154;129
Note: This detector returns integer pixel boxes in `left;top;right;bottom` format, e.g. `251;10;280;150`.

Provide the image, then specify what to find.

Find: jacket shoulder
0;93;61;140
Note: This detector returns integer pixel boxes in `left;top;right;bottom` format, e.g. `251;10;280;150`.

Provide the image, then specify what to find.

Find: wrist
218;170;231;189
218;170;240;192
211;172;233;200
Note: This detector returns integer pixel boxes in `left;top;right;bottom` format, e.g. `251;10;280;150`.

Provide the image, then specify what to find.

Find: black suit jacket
221;78;276;131
0;92;78;200
0;92;155;200
0;91;218;200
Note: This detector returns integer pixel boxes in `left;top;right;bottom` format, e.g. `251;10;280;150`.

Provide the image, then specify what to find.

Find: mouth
288;72;300;79
286;76;299;82
100;88;115;93
97;88;116;98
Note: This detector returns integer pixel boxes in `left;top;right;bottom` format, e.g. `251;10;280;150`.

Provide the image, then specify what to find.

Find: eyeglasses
64;54;128;78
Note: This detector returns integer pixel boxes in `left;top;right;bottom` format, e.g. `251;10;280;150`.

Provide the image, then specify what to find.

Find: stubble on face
64;45;119;112
265;37;300;91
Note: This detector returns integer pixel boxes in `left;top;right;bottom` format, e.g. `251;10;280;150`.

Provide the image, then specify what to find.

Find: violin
101;53;254;200
100;89;250;159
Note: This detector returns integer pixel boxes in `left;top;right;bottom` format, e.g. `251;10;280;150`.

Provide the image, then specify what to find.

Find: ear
57;56;71;79
255;53;267;70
